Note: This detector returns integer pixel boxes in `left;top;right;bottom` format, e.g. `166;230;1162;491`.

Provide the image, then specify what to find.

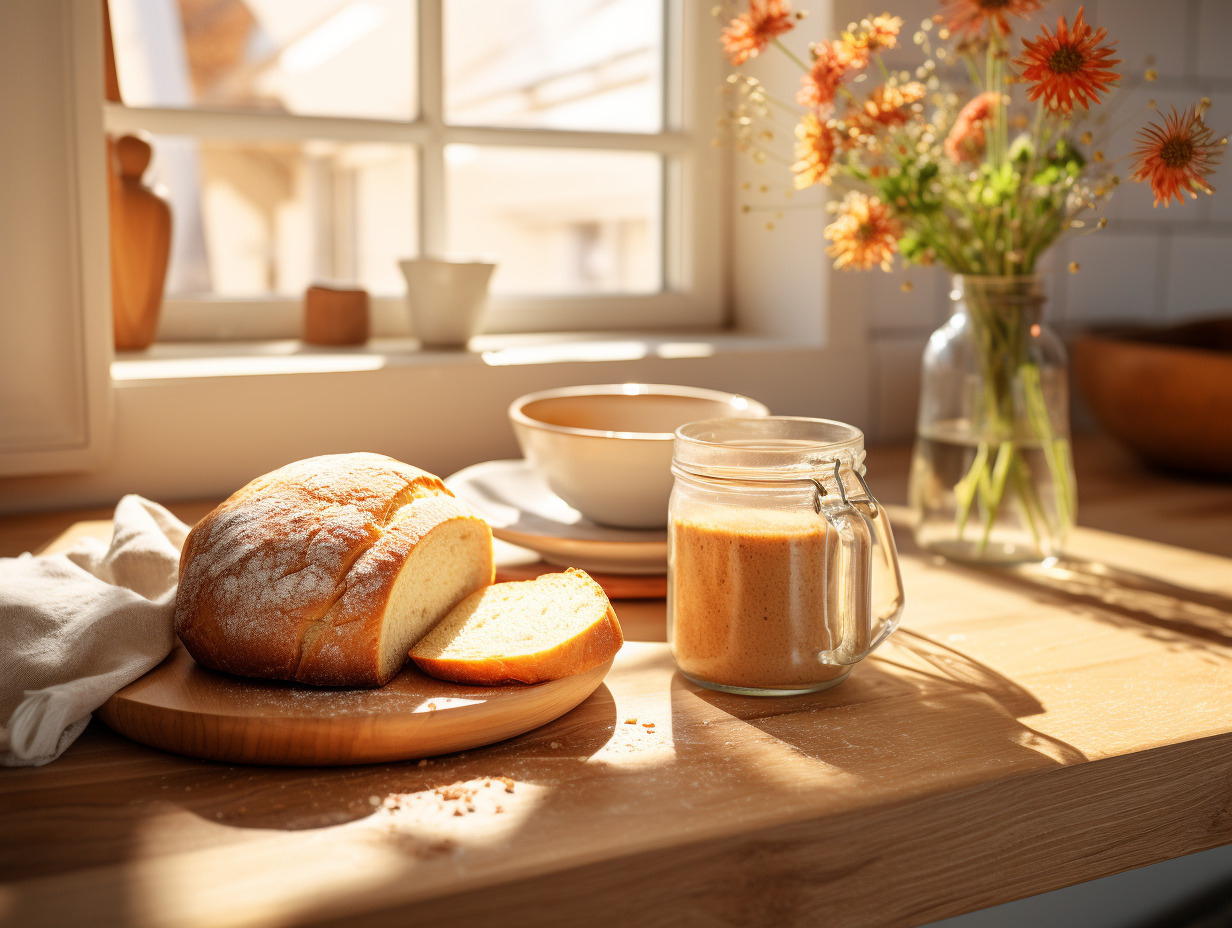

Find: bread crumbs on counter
624;718;637;725
496;776;515;793
642;722;655;728
435;783;477;802
452;808;463;817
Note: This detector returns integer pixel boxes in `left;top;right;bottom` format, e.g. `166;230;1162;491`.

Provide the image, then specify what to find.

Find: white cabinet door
0;0;111;477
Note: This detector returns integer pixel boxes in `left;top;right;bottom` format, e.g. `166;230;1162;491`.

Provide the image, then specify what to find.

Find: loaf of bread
411;568;623;685
174;453;494;687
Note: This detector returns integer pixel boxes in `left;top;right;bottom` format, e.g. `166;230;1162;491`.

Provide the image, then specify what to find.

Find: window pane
109;0;417;121
445;146;661;295
146;135;417;297
444;0;663;132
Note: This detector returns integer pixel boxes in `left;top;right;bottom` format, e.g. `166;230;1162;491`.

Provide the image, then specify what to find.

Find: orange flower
866;14;904;51
944;91;999;163
943;0;1041;37
842;38;871;71
792;115;839;188
843;14;904;54
855;81;927;135
721;0;795;66
825;191;902;271
798;39;865;113
1015;7;1120;114
1132;105;1224;207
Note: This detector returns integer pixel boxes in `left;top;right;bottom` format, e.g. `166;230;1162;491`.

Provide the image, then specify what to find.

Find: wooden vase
109;134;171;351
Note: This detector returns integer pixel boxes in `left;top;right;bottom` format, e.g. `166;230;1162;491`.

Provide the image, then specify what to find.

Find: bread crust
174;453;494;687
411;569;624;685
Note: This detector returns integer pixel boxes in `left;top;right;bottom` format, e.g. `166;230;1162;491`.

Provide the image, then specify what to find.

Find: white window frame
102;0;728;339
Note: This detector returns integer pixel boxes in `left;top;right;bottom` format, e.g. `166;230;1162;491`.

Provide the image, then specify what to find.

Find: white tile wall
1165;233;1232;318
871;333;929;441
1202;90;1232;222
1089;0;1194;79
856;1;1232;441
1196;0;1232;80
1062;231;1163;322
832;263;949;333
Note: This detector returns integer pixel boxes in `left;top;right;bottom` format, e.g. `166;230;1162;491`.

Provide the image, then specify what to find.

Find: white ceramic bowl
509;384;771;529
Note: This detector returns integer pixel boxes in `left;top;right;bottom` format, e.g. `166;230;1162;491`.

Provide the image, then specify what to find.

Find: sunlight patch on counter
128;779;548;928
588;655;677;770
113;353;389;380
131;819;408;928
372;778;548;845
482;341;649;366
481;339;716;367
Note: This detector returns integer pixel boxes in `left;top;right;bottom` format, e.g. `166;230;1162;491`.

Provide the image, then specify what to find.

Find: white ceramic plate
446;460;667;575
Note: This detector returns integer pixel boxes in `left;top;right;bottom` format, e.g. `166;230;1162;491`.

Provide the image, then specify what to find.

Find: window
105;0;725;337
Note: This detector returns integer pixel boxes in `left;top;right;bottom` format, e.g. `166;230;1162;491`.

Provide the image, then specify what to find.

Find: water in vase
910;420;1076;564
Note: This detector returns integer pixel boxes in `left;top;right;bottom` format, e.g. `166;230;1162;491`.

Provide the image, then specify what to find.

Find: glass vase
908;274;1076;563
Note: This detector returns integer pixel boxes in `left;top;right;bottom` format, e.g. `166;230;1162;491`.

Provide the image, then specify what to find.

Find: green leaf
899;229;926;261
1051;136;1086;170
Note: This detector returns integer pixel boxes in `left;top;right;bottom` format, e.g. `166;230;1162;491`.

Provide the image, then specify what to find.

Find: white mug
399;257;496;349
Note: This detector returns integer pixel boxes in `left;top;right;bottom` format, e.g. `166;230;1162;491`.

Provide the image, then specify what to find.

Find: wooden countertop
2;435;1231;928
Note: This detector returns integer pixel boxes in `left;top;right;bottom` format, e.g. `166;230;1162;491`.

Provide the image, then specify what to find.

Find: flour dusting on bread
174;453;495;687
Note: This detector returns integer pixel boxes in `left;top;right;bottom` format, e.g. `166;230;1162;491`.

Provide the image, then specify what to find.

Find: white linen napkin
0;495;189;766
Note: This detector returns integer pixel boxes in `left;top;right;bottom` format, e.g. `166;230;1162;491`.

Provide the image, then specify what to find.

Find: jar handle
815;461;906;666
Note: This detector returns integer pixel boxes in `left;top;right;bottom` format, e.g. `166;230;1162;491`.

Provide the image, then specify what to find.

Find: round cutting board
96;646;613;766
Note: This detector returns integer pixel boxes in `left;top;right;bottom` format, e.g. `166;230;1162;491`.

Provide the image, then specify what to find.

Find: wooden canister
304;284;369;346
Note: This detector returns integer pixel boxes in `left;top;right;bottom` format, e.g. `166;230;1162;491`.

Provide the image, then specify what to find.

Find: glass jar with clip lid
667;416;906;696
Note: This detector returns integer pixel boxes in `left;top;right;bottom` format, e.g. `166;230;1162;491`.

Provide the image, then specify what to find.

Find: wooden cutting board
96;646;613;766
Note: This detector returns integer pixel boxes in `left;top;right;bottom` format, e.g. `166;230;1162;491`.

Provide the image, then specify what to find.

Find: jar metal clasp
811;459;879;519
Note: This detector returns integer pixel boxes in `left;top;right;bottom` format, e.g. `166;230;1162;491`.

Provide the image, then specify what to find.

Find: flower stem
949;284;1075;559
773;39;811;74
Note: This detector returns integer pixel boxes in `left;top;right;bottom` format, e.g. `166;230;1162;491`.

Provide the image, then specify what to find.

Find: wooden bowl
1072;318;1232;477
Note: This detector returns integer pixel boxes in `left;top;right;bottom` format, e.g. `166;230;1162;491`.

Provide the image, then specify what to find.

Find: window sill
3;329;867;515
112;331;819;382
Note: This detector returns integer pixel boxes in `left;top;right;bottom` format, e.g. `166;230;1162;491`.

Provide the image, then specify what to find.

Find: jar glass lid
673;416;866;480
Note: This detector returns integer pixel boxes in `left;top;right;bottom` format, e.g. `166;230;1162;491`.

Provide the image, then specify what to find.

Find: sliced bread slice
410;568;623;685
